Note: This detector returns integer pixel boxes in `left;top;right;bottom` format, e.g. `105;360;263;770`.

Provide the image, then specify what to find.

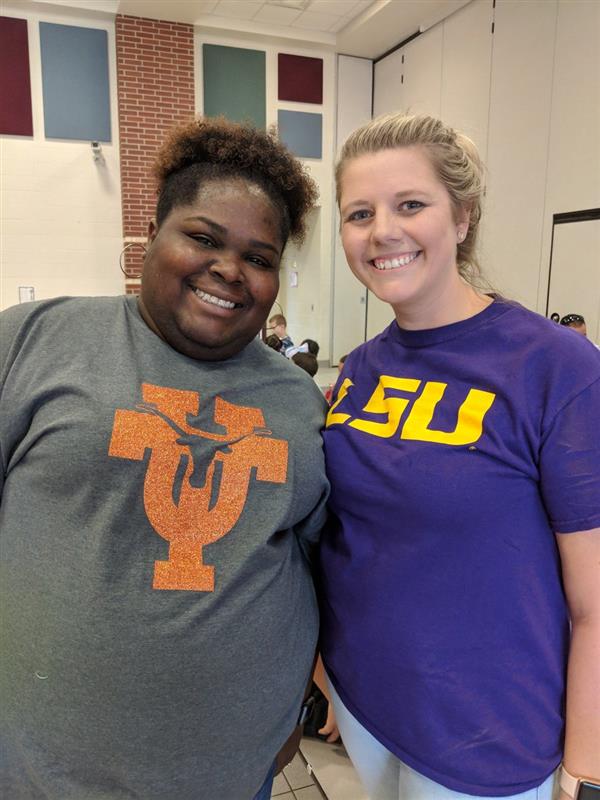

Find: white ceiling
33;0;472;59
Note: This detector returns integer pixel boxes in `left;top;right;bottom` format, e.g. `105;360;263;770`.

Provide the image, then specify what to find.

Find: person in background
324;354;347;403
283;339;320;358
292;351;319;377
0;117;329;800
319;113;600;800
265;332;283;352
283;338;319;360
268;313;294;351
301;338;320;357
560;313;587;337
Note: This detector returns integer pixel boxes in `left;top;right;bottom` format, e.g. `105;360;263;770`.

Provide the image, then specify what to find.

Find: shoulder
338;322;395;377
475;300;600;426
1;296;127;367
492;299;600;373
1;296;124;330
244;339;327;407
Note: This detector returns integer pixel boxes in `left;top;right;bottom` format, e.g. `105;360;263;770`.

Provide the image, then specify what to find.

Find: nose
208;253;244;284
371;208;404;245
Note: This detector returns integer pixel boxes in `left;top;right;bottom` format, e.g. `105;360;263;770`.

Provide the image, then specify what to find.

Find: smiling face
138;177;284;361
339;146;474;328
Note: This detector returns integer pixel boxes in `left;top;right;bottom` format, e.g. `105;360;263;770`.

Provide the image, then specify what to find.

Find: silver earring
457;231;465;242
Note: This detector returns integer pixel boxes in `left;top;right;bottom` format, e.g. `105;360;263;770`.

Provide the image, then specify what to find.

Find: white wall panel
537;0;600;315
373;47;404;119
373;24;443;119
331;54;372;361
398;24;443;118
441;0;493;160
483;0;557;308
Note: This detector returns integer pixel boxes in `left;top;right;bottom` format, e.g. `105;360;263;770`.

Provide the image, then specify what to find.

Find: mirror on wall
546;210;600;344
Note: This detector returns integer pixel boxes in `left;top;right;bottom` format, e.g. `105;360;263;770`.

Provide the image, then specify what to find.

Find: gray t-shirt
0;296;329;800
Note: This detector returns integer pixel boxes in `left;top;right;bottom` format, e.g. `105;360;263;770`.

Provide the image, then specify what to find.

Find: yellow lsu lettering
326;375;496;446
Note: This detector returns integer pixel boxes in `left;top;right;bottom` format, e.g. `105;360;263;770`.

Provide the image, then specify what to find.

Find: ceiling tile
328;15;351;32
291;10;339;30
308;0;354;15
214;0;263;19
189;0;219;12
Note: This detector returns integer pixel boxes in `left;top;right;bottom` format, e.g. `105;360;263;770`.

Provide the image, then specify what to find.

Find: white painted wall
195;29;336;357
0;1;124;311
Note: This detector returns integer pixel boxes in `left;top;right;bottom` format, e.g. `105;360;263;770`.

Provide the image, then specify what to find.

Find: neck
393;281;492;331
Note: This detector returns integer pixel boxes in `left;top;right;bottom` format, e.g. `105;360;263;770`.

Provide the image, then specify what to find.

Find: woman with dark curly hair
0;118;329;800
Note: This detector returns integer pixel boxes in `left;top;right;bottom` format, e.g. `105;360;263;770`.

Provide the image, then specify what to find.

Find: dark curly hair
153;116;318;245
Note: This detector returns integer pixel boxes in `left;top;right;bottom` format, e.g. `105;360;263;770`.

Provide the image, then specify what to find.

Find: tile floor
271;739;367;800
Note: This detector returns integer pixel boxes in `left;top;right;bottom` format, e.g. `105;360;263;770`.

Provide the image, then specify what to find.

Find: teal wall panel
203;45;265;129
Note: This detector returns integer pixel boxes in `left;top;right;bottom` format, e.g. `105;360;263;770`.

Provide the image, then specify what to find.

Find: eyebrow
341;189;431;213
185;215;281;256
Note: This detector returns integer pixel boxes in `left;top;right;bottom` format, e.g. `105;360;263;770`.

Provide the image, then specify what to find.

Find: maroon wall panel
278;53;323;104
0;16;34;136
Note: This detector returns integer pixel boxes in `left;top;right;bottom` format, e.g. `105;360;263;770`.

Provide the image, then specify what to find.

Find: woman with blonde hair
319;113;600;800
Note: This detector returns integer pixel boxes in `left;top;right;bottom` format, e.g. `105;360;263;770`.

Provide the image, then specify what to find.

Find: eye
345;208;372;223
247;254;277;270
399;200;424;213
190;233;216;248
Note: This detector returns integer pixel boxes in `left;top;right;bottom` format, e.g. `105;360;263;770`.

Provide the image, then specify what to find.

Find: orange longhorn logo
109;383;288;592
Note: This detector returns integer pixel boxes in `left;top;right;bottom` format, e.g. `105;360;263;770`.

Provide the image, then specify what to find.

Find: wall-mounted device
19;286;35;303
91;141;104;162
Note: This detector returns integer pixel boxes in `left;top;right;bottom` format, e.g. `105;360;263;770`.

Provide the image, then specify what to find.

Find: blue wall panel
40;22;111;141
277;110;322;159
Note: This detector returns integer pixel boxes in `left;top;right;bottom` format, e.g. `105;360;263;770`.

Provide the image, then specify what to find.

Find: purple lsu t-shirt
319;299;600;796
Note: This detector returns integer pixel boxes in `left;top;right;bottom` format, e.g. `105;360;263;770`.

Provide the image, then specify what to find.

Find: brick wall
115;15;195;294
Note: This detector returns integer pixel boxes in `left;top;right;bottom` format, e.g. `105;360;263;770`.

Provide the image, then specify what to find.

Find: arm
556;528;600;799
274;654;318;774
313;654;340;742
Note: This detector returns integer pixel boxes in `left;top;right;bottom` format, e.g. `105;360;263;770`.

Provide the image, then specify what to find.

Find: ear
147;218;158;246
455;204;471;241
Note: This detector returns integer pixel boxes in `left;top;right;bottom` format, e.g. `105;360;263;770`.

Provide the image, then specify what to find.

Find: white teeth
193;288;237;309
373;252;419;270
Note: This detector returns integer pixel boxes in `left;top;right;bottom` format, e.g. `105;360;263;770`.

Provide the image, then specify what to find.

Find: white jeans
326;677;557;800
